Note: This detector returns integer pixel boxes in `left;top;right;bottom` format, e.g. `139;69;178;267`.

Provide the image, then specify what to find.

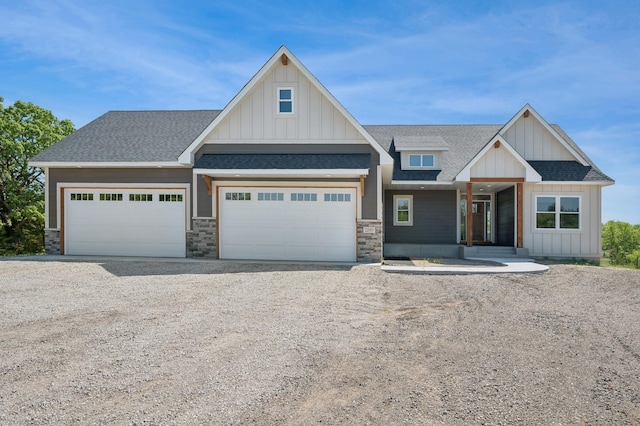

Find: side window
535;195;580;230
393;195;413;226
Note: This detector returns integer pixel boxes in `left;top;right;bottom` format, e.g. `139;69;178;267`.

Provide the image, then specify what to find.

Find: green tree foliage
602;220;640;266
0;97;74;255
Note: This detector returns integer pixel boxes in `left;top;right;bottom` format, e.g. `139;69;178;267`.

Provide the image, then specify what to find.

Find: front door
472;202;486;241
461;194;492;244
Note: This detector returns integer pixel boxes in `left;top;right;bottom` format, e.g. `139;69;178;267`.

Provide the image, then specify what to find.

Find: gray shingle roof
194;154;371;170
393;135;449;150
31;110;221;162
528;161;612;182
364;124;502;181
364;124;613;183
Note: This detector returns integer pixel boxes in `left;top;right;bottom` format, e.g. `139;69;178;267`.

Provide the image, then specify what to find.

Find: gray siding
48;168;192;228
496;187;515;246
195;144;379;220
384;190;457;244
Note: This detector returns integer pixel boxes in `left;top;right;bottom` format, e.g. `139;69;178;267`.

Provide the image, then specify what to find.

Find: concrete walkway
2;255;549;274
381;257;549;274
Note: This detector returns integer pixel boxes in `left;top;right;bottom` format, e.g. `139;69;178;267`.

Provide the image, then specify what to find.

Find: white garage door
219;187;356;262
64;188;186;257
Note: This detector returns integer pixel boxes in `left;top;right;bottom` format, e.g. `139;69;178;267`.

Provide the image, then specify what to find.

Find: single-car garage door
219;187;356;262
64;188;186;257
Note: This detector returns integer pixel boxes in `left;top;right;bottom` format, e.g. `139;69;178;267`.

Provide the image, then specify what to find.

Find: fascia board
394;146;449;152
29;161;189;168
534;180;615;187
194;168;370;178
391;180;452;185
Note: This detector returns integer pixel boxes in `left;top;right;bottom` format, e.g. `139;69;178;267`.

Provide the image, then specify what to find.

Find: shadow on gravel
0;256;356;276
98;260;356;277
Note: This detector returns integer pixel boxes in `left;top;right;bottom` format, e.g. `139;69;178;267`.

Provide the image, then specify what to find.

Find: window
393;195;413;226
408;154;434;168
277;88;293;114
258;192;284;201
224;192;250;201
70;193;94;201
535;195;580;230
323;193;351;202
99;193;123;201
292;193;318;202
129;193;153;202
159;194;184;202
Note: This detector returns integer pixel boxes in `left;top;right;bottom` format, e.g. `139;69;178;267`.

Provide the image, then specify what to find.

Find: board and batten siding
203;63;366;143
47;168;192;229
502;115;574;161
384;190;457;244
194;144;380;220
470;143;526;178
523;183;602;258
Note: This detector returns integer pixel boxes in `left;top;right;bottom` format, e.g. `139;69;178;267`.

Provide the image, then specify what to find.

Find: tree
0;97;74;254
602;220;640;266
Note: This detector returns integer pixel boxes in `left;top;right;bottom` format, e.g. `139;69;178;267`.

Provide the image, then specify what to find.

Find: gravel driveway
1;259;639;425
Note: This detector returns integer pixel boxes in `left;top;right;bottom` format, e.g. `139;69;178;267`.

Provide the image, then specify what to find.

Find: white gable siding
523;183;602;258
204;63;364;144
503;116;574;161
470;144;526;178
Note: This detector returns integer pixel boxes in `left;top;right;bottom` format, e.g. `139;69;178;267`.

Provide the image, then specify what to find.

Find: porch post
517;182;523;248
466;182;473;247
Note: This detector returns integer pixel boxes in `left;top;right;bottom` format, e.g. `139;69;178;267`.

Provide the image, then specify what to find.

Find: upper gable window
409;154;434;168
277;87;294;114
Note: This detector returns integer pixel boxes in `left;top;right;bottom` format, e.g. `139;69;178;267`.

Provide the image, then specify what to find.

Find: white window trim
534;194;582;231
276;86;295;115
400;151;439;170
393;195;413;226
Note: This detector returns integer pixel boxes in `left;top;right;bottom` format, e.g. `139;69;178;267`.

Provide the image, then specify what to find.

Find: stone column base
192;218;217;258
357;220;382;263
44;229;61;255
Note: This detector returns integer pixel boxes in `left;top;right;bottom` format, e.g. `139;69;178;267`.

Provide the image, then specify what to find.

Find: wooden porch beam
466;182;473;247
201;175;213;196
360;175;365;197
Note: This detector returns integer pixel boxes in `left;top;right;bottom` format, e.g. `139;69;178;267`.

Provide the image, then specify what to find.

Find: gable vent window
277;88;294;114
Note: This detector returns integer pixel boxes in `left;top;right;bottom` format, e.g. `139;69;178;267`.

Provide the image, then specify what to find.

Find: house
30;46;614;262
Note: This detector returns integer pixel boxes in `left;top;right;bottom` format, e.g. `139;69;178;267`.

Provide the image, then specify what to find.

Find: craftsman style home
30;46;614;262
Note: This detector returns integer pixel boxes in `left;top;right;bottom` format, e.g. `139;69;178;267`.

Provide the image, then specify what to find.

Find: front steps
461;245;530;259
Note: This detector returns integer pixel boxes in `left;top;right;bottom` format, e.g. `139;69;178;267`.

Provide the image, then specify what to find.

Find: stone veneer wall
191;218;217;258
357;220;382;263
44;229;61;255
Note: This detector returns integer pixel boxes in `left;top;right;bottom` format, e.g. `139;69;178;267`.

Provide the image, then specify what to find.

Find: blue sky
1;0;638;223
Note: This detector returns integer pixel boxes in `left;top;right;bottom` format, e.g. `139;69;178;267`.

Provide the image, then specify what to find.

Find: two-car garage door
64;188;186;257
219;187;356;262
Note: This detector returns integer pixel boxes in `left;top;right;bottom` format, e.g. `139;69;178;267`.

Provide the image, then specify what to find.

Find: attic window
277;88;294;114
409;154;434;168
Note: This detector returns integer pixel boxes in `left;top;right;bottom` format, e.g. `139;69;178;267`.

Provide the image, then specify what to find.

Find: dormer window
409;154;434;168
277;87;294;114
